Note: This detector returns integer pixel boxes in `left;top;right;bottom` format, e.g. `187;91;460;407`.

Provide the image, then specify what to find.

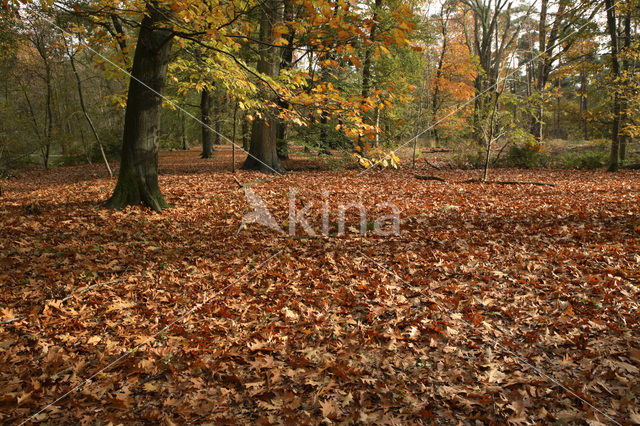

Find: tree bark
276;121;289;159
43;63;52;170
105;2;174;211
242;0;282;173
605;0;620;172
200;88;214;158
180;109;187;150
242;116;250;151
214;92;222;145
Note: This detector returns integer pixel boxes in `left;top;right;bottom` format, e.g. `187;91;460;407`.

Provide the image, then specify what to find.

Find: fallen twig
424;160;442;170
233;175;243;188
422;148;452;154
0;316;23;325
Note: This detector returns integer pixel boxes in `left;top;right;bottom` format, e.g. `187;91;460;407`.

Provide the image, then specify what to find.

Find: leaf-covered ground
1;148;639;424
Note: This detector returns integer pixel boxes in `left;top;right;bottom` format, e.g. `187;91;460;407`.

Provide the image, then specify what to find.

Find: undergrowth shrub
556;151;607;169
504;144;548;168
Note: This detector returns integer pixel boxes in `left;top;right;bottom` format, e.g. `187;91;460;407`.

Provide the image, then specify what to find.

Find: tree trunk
276;0;295;160
105;2;174;212
473;74;483;144
232;101;238;173
79;125;91;164
555;78;560;132
200;88;214;158
276;120;289;159
242;0;282;173
605;0;620;172
43;64;53;170
431;8;448;147
530;0;548;143
68;46;113;177
319;112;331;155
619;8;631;165
580;68;588;140
242;117;250;151
181;109;187;150
358;0;383;150
214;93;222;145
529;0;565;142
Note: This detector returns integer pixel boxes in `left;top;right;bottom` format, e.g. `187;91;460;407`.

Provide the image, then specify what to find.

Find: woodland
0;0;639;423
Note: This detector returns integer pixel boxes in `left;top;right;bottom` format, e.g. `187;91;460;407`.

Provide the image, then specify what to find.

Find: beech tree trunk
242;117;250;151
105;2;173;212
200;88;214;158
242;0;282;173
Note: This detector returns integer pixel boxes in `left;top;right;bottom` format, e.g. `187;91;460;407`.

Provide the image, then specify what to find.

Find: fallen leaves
0;149;638;423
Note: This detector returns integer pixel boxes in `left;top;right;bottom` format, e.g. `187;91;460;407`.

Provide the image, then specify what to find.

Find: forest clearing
1;148;639;423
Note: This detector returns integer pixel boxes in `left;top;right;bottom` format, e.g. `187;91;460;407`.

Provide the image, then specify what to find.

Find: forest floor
1;147;639;424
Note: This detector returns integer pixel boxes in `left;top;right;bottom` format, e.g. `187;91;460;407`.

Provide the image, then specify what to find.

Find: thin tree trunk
431;9;448;147
619;8;631;165
319;112;331;155
605;0;620;172
232;100;237;173
580;68;588;140
358;0;383;150
555;78;560;132
43;65;53;170
68;46;113;177
105;2;174;211
374;107;380;147
181;109;187;150
483;96;499;182
78;122;91;164
20;82;43;149
413;68;427;169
